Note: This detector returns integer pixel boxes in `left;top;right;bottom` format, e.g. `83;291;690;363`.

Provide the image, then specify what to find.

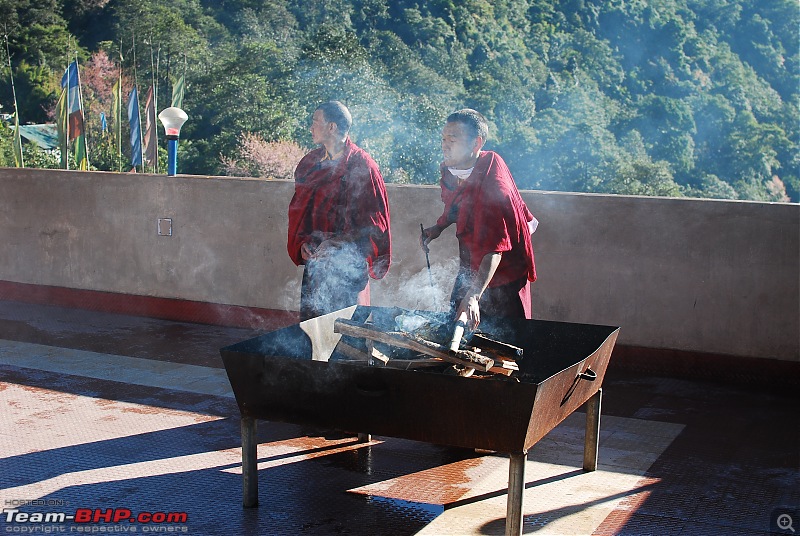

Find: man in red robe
421;109;536;329
288;101;391;320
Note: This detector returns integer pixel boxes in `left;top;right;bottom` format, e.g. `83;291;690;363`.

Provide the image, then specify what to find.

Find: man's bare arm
457;252;502;329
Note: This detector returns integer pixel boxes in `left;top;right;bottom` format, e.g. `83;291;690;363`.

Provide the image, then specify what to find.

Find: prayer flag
60;62;80;121
143;85;158;168
60;61;88;169
111;77;122;170
111;79;120;130
171;75;184;109
74;129;88;170
56;86;69;168
12;112;24;168
128;87;142;168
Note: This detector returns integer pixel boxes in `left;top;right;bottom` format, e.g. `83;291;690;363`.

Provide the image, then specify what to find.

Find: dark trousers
299;244;369;321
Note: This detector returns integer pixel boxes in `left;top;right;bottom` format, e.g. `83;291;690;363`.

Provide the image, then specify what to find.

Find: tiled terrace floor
0;299;797;535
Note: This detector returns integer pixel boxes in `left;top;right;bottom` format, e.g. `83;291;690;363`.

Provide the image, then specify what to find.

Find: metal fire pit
220;305;620;536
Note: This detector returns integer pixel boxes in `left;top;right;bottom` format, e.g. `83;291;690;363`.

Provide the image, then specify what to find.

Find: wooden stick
449;311;468;352
335;340;370;361
385;358;447;370
334;319;494;372
449;365;475;377
366;340;391;364
487;365;515;376
471;332;524;359
469;348;519;371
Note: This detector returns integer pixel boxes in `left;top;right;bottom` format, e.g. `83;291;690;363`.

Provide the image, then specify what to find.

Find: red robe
288;138;391;301
437;151;536;316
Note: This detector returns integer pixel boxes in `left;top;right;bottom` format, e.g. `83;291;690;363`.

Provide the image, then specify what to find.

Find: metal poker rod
420;223;434;288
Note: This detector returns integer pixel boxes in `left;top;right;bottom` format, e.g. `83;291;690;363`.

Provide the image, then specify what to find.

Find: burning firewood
333;318;495;372
366;340;391;364
487;365;515;376
335;340;370;362
444;364;475;377
394;311;521;367
470;332;524;360
448;311;468;352
470;348;519;372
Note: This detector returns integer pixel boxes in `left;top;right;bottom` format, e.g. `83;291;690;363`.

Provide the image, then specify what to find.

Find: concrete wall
1;167;798;361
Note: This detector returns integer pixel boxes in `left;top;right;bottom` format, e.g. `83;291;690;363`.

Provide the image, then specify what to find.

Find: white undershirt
448;167;474;180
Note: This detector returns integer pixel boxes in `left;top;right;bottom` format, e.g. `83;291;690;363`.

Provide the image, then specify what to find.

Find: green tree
2;0;796;202
721;109;792;201
0;0;85;123
0;120;15;166
181;39;301;175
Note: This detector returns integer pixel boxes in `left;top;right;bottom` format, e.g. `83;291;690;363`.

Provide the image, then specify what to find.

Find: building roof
13;123;59;150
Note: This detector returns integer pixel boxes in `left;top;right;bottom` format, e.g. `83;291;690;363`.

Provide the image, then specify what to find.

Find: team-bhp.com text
3;509;189;533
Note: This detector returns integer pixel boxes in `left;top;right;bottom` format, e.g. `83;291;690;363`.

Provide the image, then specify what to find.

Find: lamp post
158;106;188;176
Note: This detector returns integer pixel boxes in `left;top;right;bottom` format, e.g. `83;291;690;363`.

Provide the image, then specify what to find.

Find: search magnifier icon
778;513;796;533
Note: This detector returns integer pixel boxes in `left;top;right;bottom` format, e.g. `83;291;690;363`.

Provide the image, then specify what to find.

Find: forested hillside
1;0;797;202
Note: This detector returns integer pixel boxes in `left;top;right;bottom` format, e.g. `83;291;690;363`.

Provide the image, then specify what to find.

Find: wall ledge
0;280;298;332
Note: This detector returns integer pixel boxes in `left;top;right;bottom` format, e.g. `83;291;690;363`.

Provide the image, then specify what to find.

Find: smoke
286;58;471;321
294;241;370;320
372;256;460;314
280;240;461;325
292;60;444;185
280;272;303;312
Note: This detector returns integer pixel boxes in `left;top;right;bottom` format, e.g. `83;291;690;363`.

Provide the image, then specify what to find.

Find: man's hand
456;294;481;330
306;238;350;263
300;242;316;261
420;224;443;253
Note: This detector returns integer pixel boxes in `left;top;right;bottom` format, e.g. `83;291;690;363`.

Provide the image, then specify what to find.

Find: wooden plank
334;319;494;372
335;359;371;366
403;332;492;363
487;365;515;376
471;332;524;359
334;340;370;362
384;358;447;370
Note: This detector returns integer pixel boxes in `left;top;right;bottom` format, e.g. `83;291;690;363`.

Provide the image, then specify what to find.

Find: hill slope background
1;0;797;202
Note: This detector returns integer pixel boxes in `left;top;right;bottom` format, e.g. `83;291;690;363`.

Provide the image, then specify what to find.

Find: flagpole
64;37;71;170
116;43;123;172
4;31;24;168
148;40;160;174
132;33;143;171
181;52;186;106
149;41;154;173
154;45;160;174
74;51;89;170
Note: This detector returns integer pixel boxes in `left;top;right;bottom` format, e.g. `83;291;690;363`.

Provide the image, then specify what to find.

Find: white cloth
528;215;539;234
447;166;474;180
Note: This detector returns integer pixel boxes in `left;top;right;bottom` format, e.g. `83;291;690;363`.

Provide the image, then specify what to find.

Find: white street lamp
158;107;188;176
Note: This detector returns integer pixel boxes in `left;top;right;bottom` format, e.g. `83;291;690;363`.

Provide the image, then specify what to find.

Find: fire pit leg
506;452;526;536
583;388;602;472
242;416;258;507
